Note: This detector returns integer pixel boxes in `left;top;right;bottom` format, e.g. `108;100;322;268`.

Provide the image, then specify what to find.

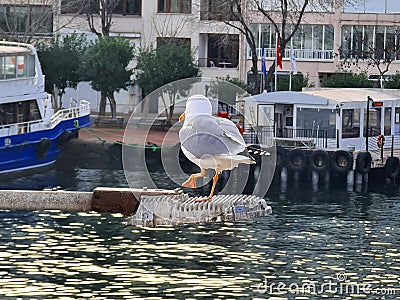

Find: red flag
276;36;282;69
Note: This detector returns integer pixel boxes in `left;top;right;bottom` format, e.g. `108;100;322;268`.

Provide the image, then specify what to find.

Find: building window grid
158;0;191;13
251;23;334;61
341;25;400;61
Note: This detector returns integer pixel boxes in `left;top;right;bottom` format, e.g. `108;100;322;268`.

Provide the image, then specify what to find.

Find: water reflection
0;168;399;299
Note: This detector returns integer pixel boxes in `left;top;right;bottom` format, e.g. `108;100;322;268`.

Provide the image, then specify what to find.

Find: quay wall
56;139;400;195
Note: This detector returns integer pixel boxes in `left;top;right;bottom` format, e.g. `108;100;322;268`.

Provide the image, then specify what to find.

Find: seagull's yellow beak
179;112;186;122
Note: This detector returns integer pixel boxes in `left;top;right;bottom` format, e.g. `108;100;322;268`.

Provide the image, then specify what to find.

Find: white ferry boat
0;41;91;174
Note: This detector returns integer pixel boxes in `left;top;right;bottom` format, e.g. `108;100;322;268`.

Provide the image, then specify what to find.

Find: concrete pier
0;187;272;226
0;190;93;212
0;187;179;216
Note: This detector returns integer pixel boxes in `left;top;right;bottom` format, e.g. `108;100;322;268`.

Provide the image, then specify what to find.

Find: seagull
179;94;255;202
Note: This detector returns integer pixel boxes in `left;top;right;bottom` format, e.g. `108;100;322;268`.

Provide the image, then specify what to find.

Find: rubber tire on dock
109;143;122;161
36;138;51;159
287;149;308;172
57;130;73;149
309;150;330;172
275;146;287;169
384;156;400;180
355;152;372;174
331;150;353;174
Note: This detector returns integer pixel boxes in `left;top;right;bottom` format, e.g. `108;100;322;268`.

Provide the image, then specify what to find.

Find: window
0;54;35;80
158;0;191;13
114;0;141;15
0;100;40;126
207;34;239;68
157;37;191;48
384;107;392;135
364;107;381;137
296;108;336;138
200;0;238;21
61;0;98;14
395;107;400;135
342;109;360;138
0;5;52;36
250;23;334;60
340;25;400;60
344;0;400;13
61;0;141;15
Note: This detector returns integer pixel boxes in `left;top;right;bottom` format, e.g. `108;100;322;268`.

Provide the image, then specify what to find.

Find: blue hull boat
0;41;91;174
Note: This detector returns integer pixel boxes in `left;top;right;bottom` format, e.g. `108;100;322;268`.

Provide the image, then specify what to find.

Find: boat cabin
243;88;400;151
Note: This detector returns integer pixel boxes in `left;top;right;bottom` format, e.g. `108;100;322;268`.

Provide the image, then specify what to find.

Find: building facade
2;0;400;113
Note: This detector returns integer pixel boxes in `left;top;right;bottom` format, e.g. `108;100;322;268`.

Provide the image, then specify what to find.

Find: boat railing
50;100;90;128
0;119;45;137
0;100;90;138
369;135;400;161
243;126;328;148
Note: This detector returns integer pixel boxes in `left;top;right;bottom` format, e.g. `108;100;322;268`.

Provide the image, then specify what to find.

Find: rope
74;123;175;151
74;124;270;154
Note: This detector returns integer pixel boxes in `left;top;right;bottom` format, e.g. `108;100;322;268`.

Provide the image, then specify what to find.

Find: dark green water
0;168;399;299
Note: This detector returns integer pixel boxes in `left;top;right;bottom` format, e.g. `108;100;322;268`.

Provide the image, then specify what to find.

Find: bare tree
0;0;83;44
64;0;119;115
207;0;363;92
83;0;119;37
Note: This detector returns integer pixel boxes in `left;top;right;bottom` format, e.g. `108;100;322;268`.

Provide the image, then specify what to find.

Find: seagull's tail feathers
237;149;256;164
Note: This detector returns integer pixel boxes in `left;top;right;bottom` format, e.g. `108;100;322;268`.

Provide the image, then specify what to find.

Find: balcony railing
198;58;238;68
247;48;334;61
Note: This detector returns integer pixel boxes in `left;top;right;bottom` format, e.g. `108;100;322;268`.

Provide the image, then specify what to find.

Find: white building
2;0;400;114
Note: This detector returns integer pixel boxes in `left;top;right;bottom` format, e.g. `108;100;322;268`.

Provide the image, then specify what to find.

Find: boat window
364;107;381;137
0;100;41;126
296;108;336;138
384;107;392;136
342;109;360;138
0;57;4;80
5;56;16;79
394;108;400;135
29;100;41;121
16;55;25;78
26;54;35;77
0;103;16;125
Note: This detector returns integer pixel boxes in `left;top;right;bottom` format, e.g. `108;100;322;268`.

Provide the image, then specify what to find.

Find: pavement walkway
77;124;180;146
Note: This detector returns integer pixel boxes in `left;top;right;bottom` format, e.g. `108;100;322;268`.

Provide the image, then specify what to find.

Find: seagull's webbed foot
182;176;197;189
195;172;219;202
182;169;206;190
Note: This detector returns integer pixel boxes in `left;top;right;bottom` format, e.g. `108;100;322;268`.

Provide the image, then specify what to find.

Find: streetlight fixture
366;96;374;151
335;104;340;116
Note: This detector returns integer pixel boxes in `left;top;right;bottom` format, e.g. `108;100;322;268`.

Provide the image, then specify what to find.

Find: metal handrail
0;100;90;137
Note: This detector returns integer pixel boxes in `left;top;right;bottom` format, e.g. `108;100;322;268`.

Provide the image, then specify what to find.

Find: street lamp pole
366;96;373;151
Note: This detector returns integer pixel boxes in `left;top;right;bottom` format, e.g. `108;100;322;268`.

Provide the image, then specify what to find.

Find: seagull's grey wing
179;115;245;158
216;117;246;147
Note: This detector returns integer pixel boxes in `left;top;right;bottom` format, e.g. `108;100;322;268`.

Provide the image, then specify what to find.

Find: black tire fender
384;156;400;179
109;143;122;161
275;146;287;169
310;150;330;172
36;138;51;159
57;130;73;149
287;149;308;172
355;152;372;174
331;150;353;174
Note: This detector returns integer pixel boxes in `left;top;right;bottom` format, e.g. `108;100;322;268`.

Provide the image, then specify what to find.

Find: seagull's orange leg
182;168;206;189
196;172;219;202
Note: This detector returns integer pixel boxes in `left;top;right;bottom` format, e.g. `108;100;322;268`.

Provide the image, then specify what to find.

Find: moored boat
0;41;91;174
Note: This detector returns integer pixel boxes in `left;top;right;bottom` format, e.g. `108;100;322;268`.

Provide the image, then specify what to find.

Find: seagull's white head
179;94;212;122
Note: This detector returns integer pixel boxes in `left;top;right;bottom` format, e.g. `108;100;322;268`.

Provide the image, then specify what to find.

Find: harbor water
0;168;399;299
